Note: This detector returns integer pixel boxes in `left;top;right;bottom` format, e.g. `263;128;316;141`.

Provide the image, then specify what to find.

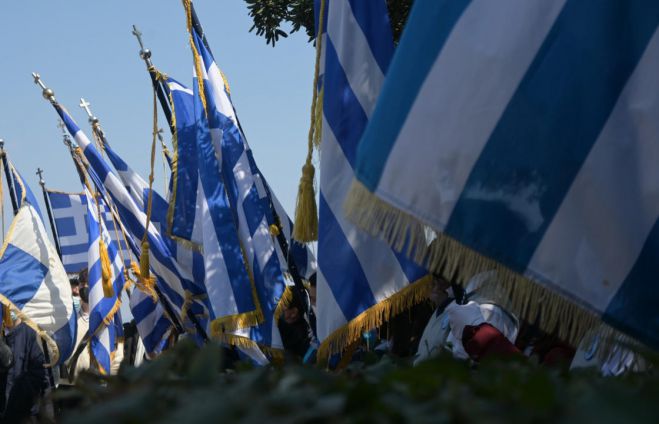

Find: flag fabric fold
314;0;430;360
163;76;262;335
185;1;317;354
346;0;659;349
53;103;202;341
82;186;125;374
0;162;76;364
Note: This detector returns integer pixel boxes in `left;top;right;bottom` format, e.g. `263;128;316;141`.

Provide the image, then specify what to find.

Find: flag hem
317;274;432;363
344;179;647;353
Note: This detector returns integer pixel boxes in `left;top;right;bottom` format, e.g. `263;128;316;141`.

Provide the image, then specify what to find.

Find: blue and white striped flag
99;131;211;340
164;76;262;336
186;2;316;353
82;187;124;374
53;103;204;339
348;0;659;350
313;0;429;359
0;162;76;364
47;190;131;273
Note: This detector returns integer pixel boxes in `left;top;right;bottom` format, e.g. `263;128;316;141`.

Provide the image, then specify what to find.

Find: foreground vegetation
57;340;659;423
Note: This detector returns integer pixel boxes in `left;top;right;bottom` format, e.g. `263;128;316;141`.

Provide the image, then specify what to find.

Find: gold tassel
292;162;318;242
99;238;115;298
139;240;151;282
292;0;326;243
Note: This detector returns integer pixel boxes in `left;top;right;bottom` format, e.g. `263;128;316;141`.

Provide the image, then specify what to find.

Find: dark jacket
0;323;47;423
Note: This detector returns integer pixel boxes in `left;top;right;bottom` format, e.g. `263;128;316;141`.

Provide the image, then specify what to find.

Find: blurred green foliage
244;0;413;46
59;340;658;424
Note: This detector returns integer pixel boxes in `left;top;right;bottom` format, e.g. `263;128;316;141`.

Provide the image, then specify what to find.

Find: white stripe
316;268;347;342
321;117;410;301
376;0;566;230
327;0;385;117
528;28;659;312
168;81;193;95
199;175;240;318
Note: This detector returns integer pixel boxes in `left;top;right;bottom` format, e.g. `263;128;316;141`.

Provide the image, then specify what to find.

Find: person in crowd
414;271;521;365
278;297;314;360
70;275;81;316
0;305;48;423
64;269;123;383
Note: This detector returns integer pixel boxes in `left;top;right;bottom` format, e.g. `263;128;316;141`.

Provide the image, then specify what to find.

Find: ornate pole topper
32;73;56;104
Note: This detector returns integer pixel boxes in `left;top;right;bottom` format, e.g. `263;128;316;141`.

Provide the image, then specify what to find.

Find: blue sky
0;0;314;229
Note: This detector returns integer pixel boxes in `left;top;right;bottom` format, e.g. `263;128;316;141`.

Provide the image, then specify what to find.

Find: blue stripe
318;193;377;320
346;0;394;74
446;0;659;273
355;0;472;191
169;82;199;241
83;144;111;184
91;333;111;374
0;245;48;309
194;80;257;314
143;316;172;353
322;38;368;168
55;104;81;136
53;308;77;364
104;145;128;172
48;192;74;209
60;243;88;255
604;219;659;350
55;217;79;237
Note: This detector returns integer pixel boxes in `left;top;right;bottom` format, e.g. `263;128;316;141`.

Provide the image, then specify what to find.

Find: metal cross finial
32;72;56;102
36;167;45;187
132;24;152;61
79;98;98;124
79;98;92;117
132;25;144;50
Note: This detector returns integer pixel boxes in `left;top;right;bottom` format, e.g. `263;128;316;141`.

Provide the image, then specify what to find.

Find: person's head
283;304;301;324
70;276;80;297
307;273;317;307
78;269;89;288
429;273;451;305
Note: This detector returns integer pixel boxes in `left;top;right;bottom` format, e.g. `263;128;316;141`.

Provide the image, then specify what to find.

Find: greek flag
0;162;76;364
53;103;203;338
165;76;262;336
99;134;210;339
82;187;124;374
348;0;659;350
47;190;131;273
187;3;316;352
65;160;175;355
313;0;429;359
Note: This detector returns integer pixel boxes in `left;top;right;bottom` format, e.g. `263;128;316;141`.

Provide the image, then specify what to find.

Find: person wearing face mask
0;305;48;423
70;276;82;315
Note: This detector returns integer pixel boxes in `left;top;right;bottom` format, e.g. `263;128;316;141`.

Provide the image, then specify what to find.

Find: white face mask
73;296;81;312
9;311;17;322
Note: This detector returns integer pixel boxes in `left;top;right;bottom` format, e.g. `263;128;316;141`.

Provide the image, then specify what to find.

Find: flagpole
0;140;19;215
36;167;62;259
131;26;174;135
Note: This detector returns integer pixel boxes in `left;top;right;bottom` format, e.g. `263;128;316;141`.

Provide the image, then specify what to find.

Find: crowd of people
0;267;648;423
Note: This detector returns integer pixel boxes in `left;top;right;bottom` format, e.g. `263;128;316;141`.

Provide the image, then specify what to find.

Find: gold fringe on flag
316;274;433;363
343;179;639;351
